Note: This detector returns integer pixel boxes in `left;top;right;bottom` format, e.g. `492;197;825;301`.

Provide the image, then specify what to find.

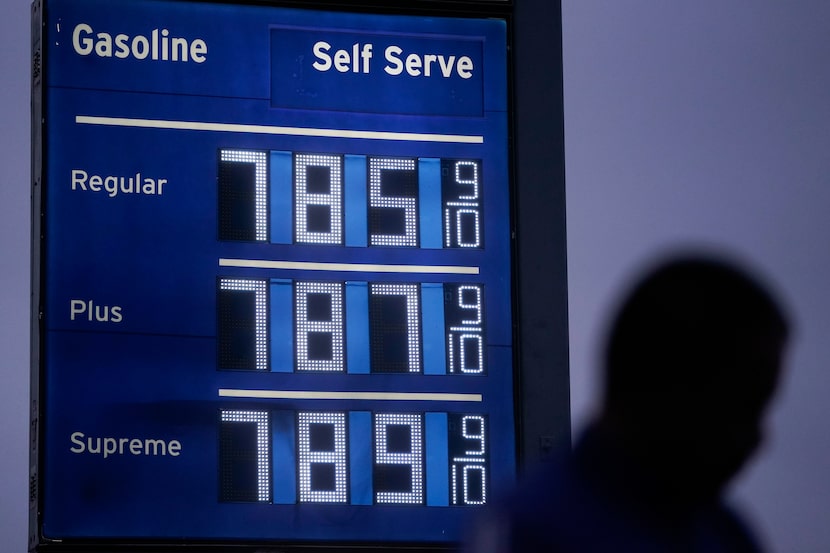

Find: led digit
454;209;481;248
458;333;484;374
297;412;348;503
295;281;345;372
461;415;486;455
368;157;418;247
373;413;424;504
369;283;422;373
457;285;482;325
218;149;268;242
295;153;343;245
455;160;479;200
460;465;486;505
218;278;269;371
219;410;271;502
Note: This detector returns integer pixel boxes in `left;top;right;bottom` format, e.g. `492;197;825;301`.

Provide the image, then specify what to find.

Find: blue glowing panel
37;0;513;546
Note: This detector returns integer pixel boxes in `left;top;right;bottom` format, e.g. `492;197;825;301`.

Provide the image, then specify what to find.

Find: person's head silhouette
468;253;790;552
598;254;790;505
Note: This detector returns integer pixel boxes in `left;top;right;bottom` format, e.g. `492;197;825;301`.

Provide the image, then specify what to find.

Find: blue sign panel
36;0;511;545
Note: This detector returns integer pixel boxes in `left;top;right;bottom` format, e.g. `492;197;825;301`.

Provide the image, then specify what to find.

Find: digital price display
32;0;520;547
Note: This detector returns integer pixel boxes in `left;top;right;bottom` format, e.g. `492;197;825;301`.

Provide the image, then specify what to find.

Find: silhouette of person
469;254;790;552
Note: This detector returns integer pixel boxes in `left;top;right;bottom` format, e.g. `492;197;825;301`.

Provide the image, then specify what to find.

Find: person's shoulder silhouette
469;253;790;553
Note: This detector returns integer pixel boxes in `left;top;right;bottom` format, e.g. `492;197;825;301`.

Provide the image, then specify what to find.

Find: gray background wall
2;1;828;551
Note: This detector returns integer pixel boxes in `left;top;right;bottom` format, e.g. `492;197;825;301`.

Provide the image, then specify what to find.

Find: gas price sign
32;0;516;547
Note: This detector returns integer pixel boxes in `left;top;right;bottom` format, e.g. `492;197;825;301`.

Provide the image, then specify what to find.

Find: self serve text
70;23;475;80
